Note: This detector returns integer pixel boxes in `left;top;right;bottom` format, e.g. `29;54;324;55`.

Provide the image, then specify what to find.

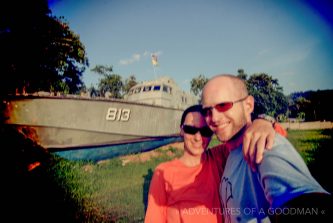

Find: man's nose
211;108;221;123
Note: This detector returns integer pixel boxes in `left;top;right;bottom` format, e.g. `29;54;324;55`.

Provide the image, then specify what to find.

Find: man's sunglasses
201;96;248;117
182;125;214;137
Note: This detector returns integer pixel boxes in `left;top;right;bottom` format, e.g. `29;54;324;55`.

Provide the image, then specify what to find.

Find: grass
287;129;333;194
287;129;332;163
3;126;333;222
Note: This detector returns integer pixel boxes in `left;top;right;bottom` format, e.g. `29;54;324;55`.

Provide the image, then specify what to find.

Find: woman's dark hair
180;104;203;126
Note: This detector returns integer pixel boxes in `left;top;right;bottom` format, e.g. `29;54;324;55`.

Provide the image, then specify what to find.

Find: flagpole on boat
153;62;156;79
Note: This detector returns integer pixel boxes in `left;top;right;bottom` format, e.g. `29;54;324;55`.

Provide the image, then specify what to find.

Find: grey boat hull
2;96;183;151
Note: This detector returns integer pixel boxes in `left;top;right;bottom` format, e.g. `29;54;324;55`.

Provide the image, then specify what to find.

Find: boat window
162;85;172;94
128;89;134;95
143;86;152;92
162;85;169;93
153;85;161;91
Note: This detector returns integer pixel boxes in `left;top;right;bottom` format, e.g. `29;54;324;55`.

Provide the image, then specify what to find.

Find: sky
49;0;333;95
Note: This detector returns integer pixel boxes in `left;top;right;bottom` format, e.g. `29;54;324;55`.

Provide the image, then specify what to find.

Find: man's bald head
202;74;248;106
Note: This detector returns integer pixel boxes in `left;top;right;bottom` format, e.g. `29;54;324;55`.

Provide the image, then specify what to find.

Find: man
144;104;278;223
201;74;331;222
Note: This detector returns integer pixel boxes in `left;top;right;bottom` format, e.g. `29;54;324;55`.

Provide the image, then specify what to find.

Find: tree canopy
0;0;88;96
91;65;124;99
243;73;288;118
190;74;208;97
91;65;139;98
289;90;333;121
123;75;138;94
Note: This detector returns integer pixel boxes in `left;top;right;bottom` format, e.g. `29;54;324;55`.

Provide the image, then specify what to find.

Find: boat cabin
124;76;198;109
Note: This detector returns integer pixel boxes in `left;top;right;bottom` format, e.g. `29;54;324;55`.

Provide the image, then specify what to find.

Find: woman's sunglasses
201;96;248;117
182;125;213;137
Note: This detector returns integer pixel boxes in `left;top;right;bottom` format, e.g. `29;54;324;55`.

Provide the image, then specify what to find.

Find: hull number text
106;108;131;121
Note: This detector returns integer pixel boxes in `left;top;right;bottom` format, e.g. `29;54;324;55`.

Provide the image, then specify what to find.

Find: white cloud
119;50;163;66
133;53;141;60
119;53;141;65
257;48;271;56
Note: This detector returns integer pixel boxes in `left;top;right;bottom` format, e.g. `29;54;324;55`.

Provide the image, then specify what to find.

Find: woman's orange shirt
274;122;288;137
144;145;229;223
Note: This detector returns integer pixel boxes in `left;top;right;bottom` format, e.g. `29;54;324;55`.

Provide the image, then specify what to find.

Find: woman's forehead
184;112;205;125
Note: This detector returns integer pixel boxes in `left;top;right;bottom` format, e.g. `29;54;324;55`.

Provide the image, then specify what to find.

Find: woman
144;105;278;223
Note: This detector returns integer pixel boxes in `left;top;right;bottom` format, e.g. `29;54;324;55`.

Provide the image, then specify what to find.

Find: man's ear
245;95;255;113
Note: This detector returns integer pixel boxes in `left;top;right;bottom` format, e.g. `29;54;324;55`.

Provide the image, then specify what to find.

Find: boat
1;76;198;160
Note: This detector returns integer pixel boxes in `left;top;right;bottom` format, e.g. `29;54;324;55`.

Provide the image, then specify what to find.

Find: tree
91;65;123;98
190;74;208;96
123;75;138;94
237;68;248;80
91;65;113;76
288;95;311;120
288;90;333;121
99;74;123;99
243;73;288;118
88;85;99;98
0;0;89;96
